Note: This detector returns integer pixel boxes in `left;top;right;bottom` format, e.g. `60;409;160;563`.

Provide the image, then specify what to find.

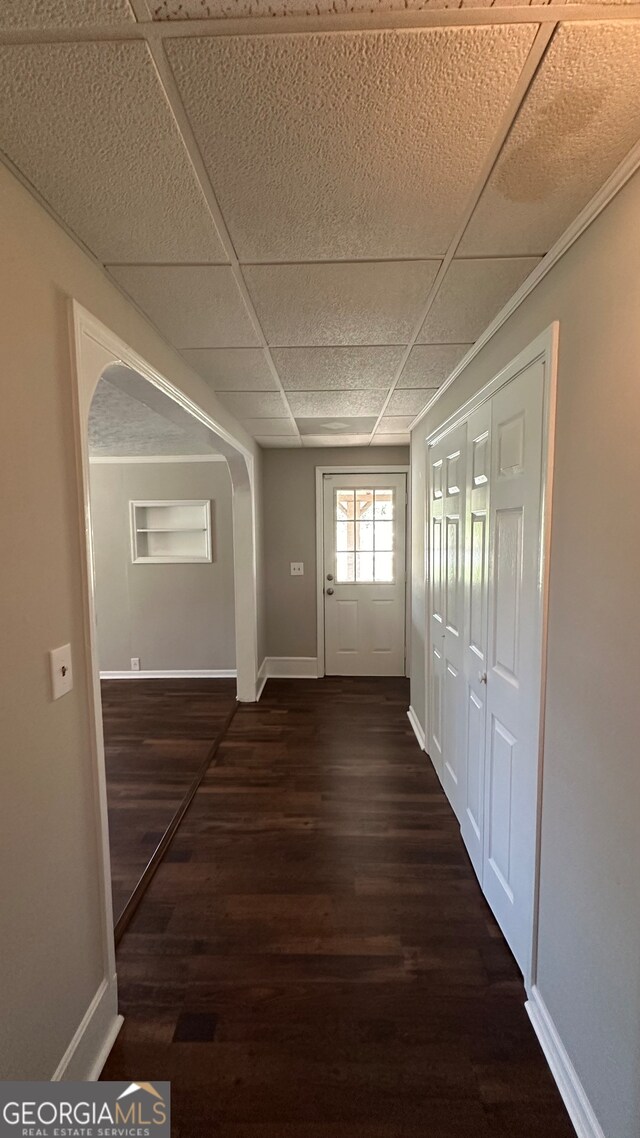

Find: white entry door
427;425;467;817
482;358;545;976
323;473;406;676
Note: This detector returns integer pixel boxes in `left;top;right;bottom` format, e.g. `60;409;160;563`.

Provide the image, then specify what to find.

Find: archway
69;302;260;1022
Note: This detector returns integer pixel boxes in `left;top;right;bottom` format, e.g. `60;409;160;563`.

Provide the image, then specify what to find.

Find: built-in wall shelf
130;500;212;564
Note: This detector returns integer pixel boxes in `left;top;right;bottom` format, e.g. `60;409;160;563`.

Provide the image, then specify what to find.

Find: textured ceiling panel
0;0;135;27
418;257;539;344
108;265;258;348
167;26;537;261
460;22;640;257
0;42;226;264
398;344;471;388
301;434;373;447
271;347;405;391
215;390;289;418
153;0;637;15
242;418;297;436
180;348;277;391
377;416;415;433
372;432;411;446
244;262;440;346
296;416;377;436
288;390;387;418
386;388;435;415
89;379;216;457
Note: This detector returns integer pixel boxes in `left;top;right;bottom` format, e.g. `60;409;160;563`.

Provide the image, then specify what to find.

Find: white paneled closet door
426;328;555;981
428;425;467;819
482;359;545;977
460;403;491;883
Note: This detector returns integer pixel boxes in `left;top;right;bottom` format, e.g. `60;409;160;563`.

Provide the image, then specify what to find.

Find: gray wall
90;461;235;672
0;161;261;1080
410;169;640;1138
263;446;409;658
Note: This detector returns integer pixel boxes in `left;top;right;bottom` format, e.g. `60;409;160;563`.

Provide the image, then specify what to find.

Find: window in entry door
335;487;395;583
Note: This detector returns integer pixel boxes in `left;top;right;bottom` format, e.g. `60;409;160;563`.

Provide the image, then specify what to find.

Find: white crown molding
409;138;640;433
407;705;426;751
89;454;226;463
100;669;236;679
526;986;606;1138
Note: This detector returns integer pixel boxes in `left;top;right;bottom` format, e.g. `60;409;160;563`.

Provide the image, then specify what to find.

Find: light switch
290;562;304;576
50;644;73;700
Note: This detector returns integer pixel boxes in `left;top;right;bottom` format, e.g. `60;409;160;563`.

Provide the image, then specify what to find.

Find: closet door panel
460;403;491;881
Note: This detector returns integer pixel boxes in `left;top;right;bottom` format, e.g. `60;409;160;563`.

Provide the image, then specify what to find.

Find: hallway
102;678;573;1137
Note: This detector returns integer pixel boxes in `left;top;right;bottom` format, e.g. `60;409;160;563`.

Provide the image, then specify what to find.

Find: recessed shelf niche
130;500;212;564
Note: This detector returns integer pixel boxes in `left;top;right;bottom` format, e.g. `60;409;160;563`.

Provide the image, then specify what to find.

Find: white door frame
68;301;261;1027
423;323;558;992
315;465;410;678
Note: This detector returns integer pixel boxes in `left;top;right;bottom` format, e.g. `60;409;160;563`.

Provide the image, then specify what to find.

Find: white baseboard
407;705;426;750
255;658;268;701
52;977;123;1082
526;985;605;1138
261;657;319;680
100;669;236;679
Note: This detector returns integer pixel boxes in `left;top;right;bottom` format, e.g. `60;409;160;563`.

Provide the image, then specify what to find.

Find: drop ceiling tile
272;347;405;391
418;258;539;344
372;433;411;446
296;416;377;436
155;0;583;14
377;416;415;433
167;26;536;261
287;390;386;418
0;42;227;264
216;391;289;418
0;0;134;27
242;418;297;436
386;389;435;416
256;436;302;448
460;22;640;257
399;345;471;389
243;262;440;346
301;435;372;447
108;266;258;348
180;348;277;391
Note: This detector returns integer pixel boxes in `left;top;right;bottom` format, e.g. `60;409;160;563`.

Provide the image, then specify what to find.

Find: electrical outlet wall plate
131;657;141;671
290;563;304;576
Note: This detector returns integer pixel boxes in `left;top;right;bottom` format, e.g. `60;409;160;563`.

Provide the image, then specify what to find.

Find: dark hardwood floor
102;677;573;1137
102;678;237;924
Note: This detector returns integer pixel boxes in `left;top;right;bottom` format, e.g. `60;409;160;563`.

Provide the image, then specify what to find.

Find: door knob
479;672;487;684
326;573;334;581
326;587;334;595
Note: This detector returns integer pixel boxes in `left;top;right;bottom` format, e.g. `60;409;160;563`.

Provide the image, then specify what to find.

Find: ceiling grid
1;0;640;448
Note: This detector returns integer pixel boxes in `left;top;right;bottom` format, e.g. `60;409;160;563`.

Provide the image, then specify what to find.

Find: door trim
423;323;558;991
315;465;410;679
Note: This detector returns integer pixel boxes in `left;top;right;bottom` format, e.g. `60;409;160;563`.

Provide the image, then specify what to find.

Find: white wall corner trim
52;978;122;1082
99;669;237;680
526;986;606;1138
264;657;319;679
407;705;426;751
